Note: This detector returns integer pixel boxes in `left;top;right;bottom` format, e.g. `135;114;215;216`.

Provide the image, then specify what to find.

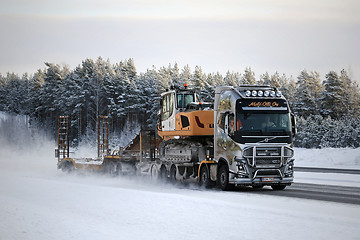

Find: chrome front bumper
229;176;293;185
229;157;294;186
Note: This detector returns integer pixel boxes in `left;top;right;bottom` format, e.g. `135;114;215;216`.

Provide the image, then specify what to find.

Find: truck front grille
255;158;281;167
243;146;293;168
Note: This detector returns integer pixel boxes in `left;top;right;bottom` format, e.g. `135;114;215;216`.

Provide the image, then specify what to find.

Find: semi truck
212;86;296;190
56;85;296;190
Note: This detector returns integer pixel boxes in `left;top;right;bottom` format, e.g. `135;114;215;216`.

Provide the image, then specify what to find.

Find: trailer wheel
170;165;177;182
59;161;74;173
271;184;287;190
105;161;121;176
218;165;234;191
115;162;122;175
159;165;167;180
150;164;159;180
199;166;215;188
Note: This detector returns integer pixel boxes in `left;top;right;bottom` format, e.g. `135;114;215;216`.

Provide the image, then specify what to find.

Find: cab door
161;92;176;131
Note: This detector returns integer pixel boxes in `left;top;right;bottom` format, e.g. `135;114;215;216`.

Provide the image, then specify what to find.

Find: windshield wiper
273;128;288;133
268;129;289;136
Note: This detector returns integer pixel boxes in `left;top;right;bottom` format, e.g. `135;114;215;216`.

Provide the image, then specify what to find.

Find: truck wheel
199;166;214;188
271;184;286;190
218;165;234;191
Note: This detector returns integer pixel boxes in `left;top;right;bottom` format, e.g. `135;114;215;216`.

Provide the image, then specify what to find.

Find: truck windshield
236;112;291;136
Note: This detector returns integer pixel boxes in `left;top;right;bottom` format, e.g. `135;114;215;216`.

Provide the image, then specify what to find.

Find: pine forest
1;57;360;148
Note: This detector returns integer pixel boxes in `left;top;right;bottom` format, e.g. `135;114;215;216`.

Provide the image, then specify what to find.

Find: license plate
261;177;274;182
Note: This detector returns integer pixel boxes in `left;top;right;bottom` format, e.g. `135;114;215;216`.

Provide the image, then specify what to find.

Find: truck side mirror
291;113;297;137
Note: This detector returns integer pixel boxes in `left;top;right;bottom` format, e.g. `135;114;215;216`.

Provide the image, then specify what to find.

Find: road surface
240;183;360;205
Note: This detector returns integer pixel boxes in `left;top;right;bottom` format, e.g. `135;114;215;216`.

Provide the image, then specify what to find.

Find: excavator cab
160;85;198;131
158;85;214;139
160;86;198;116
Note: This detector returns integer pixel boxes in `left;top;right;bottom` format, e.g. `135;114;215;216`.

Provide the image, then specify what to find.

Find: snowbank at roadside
295;148;360;169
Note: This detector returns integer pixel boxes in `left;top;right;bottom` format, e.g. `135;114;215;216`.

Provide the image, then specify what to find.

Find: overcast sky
1;0;359;82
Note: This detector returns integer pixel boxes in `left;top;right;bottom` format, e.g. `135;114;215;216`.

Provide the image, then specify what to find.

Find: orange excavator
156;84;215;181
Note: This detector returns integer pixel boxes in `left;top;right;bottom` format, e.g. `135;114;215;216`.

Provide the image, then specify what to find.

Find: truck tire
199;166;215;188
218;165;234;191
271;184;286;190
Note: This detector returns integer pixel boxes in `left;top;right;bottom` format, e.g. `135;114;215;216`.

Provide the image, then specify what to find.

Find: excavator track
158;138;212;164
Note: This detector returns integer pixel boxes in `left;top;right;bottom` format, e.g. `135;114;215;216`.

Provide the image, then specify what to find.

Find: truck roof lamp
245;89;280;98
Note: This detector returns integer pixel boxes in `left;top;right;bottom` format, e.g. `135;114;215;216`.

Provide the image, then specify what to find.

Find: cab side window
228;114;235;135
217;113;225;130
177;94;183;108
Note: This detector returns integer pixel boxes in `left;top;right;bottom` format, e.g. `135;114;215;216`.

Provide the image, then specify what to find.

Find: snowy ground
294;148;360;188
1;112;360;240
295;148;360;169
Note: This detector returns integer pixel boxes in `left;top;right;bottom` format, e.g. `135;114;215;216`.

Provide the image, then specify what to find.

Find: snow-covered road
1;169;360;240
1;111;359;240
1;139;360;240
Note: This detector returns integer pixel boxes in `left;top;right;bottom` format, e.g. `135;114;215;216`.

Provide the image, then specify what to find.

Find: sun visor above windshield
238;99;289;111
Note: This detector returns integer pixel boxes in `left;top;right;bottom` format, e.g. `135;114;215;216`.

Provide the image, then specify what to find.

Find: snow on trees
0;59;359;148
294;70;323;117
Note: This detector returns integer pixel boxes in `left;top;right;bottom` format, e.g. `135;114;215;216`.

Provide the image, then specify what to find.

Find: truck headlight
288;164;293;170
